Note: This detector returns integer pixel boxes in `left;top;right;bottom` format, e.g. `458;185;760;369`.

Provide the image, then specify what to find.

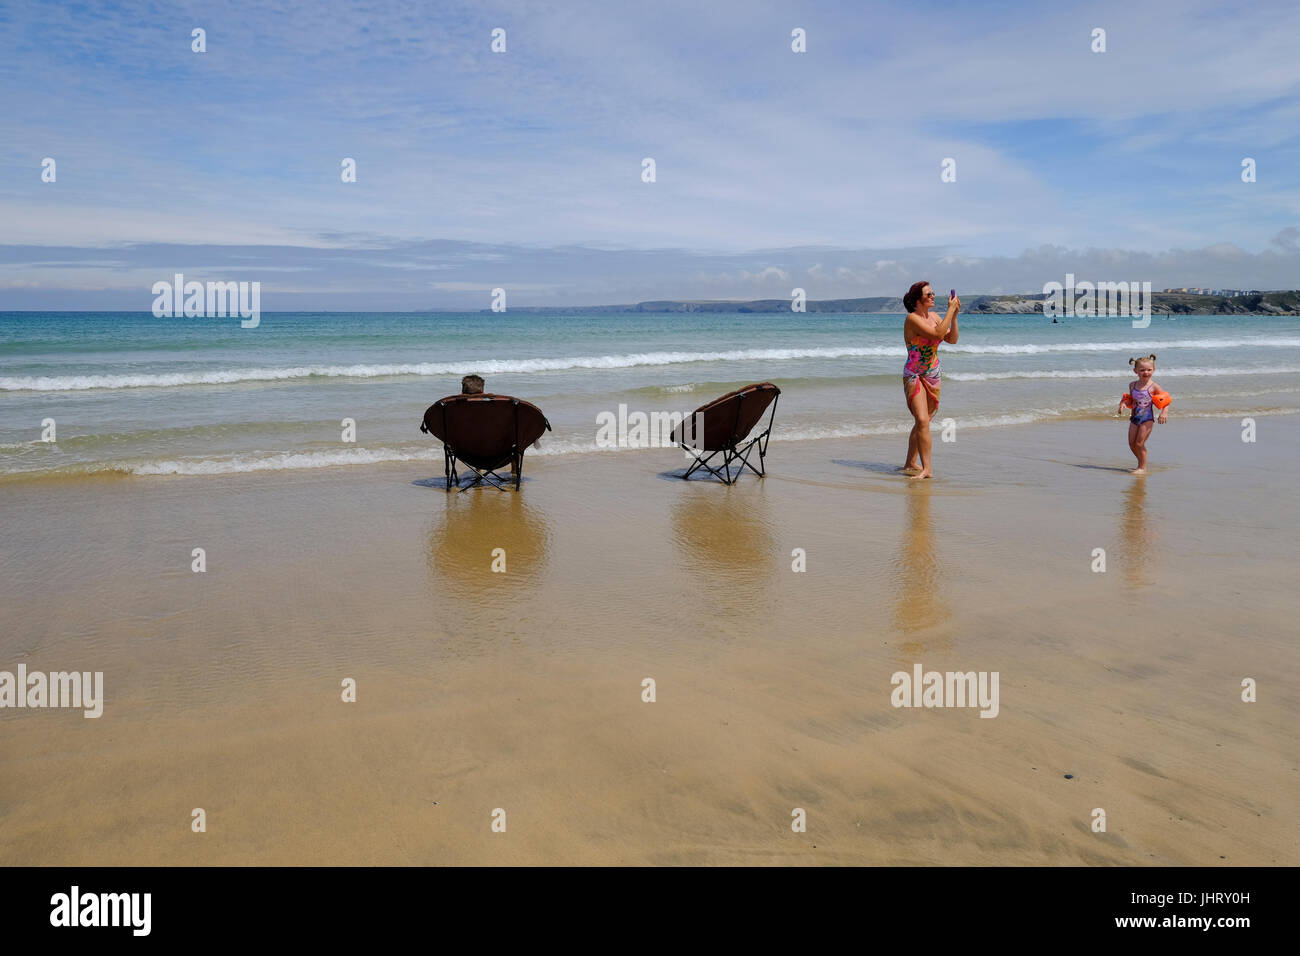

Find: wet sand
1;414;1297;865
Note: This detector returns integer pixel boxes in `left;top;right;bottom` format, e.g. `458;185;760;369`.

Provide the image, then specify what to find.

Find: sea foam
6;339;1300;392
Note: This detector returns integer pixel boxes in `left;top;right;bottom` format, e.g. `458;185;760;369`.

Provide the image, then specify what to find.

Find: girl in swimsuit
900;281;959;479
1116;354;1169;475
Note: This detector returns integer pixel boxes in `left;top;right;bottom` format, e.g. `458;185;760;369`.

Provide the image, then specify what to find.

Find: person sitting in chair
459;373;515;477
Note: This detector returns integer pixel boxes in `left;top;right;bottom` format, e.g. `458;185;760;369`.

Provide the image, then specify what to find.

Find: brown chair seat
420;393;551;490
670;382;780;484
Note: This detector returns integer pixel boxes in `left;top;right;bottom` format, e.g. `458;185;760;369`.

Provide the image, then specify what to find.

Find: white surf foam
8;338;1300;391
60;410;1082;477
129;447;439;476
948;365;1300;382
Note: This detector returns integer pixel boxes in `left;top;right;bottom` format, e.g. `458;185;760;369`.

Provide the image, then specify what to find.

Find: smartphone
950;289;956;300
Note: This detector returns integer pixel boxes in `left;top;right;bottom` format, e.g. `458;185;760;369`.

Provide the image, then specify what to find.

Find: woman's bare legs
902;425;921;473
906;384;936;479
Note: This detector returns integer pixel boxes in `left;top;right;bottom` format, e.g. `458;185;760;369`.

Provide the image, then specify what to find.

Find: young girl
1117;354;1170;475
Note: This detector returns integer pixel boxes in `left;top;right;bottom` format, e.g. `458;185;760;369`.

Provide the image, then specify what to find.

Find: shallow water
4;311;1298;480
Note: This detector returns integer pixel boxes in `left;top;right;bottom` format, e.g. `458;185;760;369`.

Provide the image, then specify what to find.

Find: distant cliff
960;291;1300;315
630;297;901;313
493;291;1300;315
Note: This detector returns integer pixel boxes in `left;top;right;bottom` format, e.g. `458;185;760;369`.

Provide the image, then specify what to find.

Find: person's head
461;374;485;394
904;281;934;314
1129;355;1156;380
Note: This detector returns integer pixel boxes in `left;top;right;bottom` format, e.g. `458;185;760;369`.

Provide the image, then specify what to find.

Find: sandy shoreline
1;414;1297;865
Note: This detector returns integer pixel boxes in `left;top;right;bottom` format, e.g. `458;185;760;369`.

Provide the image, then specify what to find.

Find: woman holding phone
900;281;960;479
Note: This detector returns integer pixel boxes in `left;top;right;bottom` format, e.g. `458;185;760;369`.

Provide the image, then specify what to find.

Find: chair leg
458;468;511;492
681;445;705;479
445;448;458;492
735;433;767;478
443;446;522;492
681;445;730;482
696;440;766;484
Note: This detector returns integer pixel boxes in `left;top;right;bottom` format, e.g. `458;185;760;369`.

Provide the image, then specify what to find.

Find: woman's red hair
903;280;931;314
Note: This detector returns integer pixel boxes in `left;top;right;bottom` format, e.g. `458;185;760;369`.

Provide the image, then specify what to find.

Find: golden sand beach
1;416;1297;865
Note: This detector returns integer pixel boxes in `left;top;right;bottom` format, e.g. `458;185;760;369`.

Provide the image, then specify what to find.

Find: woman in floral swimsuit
901;281;960;479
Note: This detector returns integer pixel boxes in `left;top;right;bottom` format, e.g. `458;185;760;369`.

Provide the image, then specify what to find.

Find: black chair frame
678;392;779;485
421;397;547;493
443;445;519;493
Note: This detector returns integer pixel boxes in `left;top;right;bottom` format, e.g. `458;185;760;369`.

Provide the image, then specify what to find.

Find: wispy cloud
3;233;1298;309
2;0;1298;306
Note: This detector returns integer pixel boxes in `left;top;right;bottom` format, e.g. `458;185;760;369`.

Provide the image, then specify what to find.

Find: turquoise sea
2;310;1299;480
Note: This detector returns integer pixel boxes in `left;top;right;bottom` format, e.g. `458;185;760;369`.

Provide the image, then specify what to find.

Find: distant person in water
900;281;959;479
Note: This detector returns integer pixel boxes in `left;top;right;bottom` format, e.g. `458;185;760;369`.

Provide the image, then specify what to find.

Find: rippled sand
2;416;1297;864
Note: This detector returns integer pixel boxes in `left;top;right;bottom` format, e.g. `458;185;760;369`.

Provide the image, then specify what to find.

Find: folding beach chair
419;394;551;491
670;382;780;484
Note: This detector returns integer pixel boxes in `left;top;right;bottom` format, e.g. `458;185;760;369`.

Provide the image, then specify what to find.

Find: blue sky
2;0;1299;308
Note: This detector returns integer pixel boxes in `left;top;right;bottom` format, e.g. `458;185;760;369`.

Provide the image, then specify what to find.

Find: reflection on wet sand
1116;478;1155;589
671;483;776;618
426;490;551;606
892;485;953;659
